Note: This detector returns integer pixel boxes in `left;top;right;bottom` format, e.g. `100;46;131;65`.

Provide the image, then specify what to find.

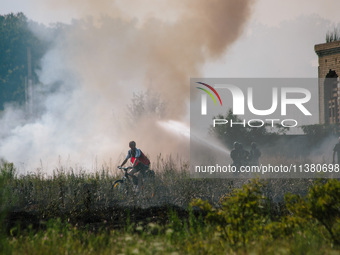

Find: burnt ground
1;178;301;235
3;198;288;236
3;203;194;235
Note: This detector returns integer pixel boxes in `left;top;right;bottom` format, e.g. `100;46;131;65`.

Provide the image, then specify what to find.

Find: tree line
0;12;49;110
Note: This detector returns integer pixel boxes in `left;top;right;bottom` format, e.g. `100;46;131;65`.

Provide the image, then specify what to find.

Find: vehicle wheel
145;169;155;179
113;180;127;199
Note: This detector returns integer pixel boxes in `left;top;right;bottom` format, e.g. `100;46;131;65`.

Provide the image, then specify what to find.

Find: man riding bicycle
119;141;150;193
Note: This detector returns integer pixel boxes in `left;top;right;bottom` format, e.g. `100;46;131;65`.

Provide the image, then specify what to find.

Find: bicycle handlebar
117;166;132;171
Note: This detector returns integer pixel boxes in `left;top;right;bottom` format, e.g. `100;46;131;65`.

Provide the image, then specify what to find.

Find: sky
1;0;340;172
206;0;340;78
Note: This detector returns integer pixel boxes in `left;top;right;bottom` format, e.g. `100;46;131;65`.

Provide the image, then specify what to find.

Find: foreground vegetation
0;159;339;254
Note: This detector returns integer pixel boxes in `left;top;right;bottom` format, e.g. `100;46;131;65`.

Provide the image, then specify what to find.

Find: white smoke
0;0;254;174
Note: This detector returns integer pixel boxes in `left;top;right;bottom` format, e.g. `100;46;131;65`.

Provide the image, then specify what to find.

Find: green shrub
285;179;340;245
191;178;268;251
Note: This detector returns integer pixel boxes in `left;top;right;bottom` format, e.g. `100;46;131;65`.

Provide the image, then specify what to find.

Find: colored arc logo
196;82;223;106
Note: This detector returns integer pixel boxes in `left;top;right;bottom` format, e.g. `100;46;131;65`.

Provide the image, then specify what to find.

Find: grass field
0;158;339;254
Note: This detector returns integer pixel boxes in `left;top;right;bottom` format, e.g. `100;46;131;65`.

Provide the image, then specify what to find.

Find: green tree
0;12;49;110
301;123;337;146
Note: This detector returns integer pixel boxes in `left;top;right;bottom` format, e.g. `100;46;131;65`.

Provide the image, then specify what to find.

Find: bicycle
113;166;156;200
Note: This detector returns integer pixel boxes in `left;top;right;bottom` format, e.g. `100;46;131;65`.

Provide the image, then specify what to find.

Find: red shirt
126;148;150;166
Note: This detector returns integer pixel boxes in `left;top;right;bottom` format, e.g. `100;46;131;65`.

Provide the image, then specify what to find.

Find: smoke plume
0;0;254;173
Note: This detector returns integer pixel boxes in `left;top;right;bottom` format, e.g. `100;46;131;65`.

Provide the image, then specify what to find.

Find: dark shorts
135;163;149;174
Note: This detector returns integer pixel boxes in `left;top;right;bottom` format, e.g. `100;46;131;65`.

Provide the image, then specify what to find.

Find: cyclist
119;141;150;193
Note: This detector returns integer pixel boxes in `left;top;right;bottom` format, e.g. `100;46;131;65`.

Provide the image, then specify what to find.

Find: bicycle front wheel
113;180;127;199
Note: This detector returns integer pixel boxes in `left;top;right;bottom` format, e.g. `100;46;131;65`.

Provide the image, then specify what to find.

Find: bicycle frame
113;166;156;199
113;167;138;197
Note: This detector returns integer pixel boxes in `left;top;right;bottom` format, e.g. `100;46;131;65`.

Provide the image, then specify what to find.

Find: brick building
315;41;340;124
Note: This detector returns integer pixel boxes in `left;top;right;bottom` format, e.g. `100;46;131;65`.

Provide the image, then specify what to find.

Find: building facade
315;41;340;124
